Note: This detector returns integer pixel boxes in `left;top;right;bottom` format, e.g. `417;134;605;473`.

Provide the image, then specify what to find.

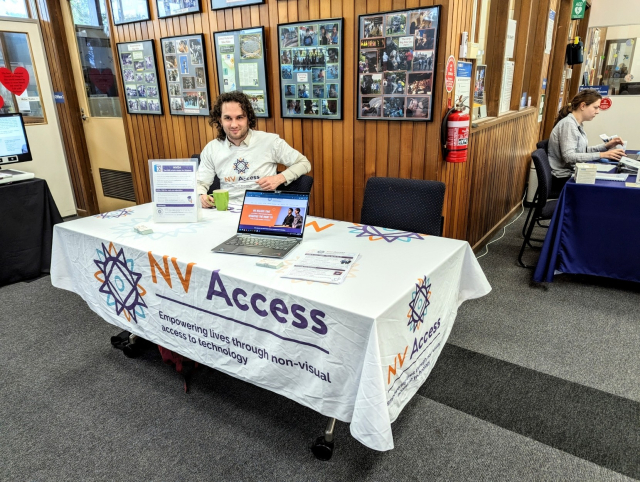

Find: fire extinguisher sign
445;55;456;93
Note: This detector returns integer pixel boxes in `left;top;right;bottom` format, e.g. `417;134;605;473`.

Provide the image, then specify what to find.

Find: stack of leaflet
595;173;628;182
575;163;597;184
281;250;360;284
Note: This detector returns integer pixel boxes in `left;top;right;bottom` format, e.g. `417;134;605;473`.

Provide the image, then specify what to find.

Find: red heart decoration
0;67;30;96
88;68;115;94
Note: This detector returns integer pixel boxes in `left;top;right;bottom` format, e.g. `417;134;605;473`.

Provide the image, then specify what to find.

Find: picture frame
160;34;210;116
211;0;264;11
213;26;270;117
357;6;441;121
117;40;164;115
156;0;201;19
277;18;344;119
111;0;151;25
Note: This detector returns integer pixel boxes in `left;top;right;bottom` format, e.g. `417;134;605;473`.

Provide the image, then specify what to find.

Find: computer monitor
0;113;32;167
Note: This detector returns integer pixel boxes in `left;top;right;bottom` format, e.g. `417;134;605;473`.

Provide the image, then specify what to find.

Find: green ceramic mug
213;189;229;211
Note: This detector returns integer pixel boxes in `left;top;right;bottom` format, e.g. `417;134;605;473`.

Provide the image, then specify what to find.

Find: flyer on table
150;159;198;223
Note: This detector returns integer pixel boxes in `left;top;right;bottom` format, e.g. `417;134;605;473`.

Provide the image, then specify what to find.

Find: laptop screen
237;190;310;238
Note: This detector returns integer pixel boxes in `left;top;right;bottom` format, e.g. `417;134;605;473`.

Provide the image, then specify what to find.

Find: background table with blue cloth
534;173;640;283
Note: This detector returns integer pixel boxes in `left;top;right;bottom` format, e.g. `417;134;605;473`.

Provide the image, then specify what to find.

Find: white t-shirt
196;130;311;203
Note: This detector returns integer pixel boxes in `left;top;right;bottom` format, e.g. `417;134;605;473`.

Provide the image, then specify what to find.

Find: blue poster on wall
579;85;609;96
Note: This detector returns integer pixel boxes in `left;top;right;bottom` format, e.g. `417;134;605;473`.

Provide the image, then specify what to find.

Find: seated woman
548;89;625;195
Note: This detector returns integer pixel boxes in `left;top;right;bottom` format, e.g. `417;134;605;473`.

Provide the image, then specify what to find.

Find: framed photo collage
117;40;163;115
115;8;441;122
357;6;441;121
161;34;211;115
277;18;343;119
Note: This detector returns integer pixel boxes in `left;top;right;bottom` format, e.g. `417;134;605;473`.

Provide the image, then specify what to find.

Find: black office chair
191;154;220;193
278;174;314;193
518;148;557;268
360;177;446;236
191;153;313;194
536;139;549;153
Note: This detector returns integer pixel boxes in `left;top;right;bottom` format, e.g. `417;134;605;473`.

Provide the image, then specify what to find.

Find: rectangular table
1;178;63;286
534;174;640;283
51;203;490;451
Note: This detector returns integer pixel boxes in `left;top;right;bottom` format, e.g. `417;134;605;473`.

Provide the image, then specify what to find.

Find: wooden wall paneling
318;0;333;219
309;0;321;215
330;0;344;221
466;110;536;245
352;0;367;222
510;0;534;110
483;0;510;117
422;0;439;188
156;19;176;160
138;23;159;165
542;0;572;139
526;0;551;108
342;0;355;220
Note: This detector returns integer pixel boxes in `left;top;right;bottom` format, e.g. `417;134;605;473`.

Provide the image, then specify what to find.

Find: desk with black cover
0;178;63;286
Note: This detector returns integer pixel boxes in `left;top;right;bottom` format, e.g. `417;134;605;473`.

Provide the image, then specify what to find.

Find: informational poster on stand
455;61;472;110
545;10;555;54
499;60;514;114
473;64;487;120
149;159;199;223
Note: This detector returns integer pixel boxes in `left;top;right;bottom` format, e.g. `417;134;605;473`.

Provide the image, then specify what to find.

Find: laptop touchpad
233;247;264;255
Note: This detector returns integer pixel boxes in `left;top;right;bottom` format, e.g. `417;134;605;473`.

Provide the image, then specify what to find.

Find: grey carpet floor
1;214;638;481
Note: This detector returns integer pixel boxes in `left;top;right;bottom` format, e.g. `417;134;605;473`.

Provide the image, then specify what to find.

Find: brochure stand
149;158;199;223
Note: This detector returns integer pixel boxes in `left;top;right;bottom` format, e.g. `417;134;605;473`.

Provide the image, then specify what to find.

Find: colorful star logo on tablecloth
407;277;431;332
93;242;147;323
233;158;249;174
348;224;424;242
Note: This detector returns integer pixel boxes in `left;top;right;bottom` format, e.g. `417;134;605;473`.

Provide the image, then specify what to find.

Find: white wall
582;97;640;150
589;0;640;28
0;20;76;217
583;0;640;150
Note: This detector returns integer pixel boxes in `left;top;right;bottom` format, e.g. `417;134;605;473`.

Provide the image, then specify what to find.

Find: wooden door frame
34;0;99;216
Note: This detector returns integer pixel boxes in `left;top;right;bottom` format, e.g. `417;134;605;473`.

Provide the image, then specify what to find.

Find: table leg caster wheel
310;436;334;461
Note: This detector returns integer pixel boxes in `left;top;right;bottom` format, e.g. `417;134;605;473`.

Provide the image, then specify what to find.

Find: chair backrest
191;154;220;194
278;174;314;193
360;177;446;236
536;139;549;153
531;148;552;208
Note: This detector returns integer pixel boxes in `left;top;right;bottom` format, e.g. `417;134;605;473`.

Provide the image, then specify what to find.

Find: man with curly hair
197;91;311;208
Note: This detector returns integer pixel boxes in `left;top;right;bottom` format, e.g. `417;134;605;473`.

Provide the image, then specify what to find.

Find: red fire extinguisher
441;97;470;163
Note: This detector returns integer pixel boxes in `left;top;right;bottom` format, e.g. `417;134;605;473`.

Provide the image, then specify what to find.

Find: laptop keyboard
227;237;296;250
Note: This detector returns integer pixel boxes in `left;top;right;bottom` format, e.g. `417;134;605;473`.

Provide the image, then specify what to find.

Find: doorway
60;0;135;213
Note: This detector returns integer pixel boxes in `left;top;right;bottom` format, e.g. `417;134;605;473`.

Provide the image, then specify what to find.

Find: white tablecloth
51;204;490;451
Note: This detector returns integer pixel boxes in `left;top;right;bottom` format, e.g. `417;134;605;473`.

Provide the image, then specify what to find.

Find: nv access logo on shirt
233;158;249;174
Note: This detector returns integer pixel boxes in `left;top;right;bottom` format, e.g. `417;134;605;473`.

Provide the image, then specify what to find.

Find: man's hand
200;194;215;208
257;173;286;191
600;149;626;161
604;137;624;150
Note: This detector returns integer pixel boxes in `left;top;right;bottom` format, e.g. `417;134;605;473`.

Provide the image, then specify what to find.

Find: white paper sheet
282;250;360;284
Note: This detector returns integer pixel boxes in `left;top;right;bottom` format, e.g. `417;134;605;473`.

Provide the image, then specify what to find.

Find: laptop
212;190;310;258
